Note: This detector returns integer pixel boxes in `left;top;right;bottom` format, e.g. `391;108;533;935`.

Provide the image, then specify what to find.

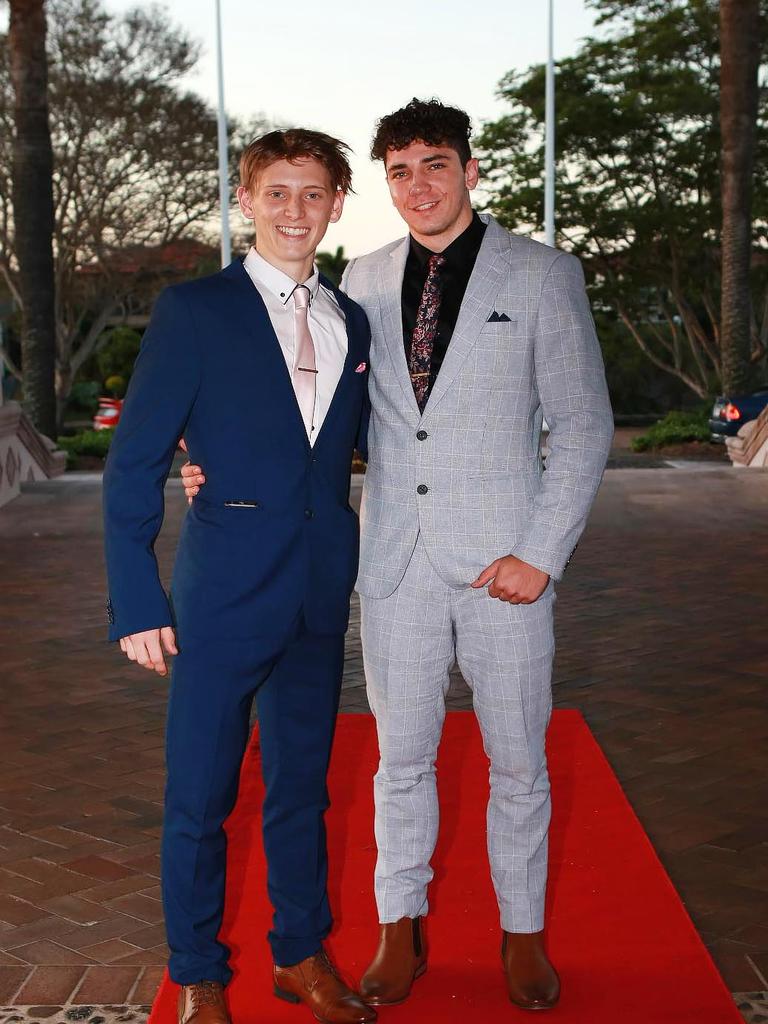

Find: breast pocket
473;322;532;388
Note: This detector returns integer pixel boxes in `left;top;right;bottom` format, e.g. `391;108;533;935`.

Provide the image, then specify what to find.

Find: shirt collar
408;210;486;270
244;246;320;306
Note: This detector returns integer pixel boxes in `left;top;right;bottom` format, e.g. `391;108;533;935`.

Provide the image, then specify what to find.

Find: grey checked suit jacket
342;214;613;600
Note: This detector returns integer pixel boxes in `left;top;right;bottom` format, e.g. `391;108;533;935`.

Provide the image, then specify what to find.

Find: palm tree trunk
9;0;57;439
719;0;761;396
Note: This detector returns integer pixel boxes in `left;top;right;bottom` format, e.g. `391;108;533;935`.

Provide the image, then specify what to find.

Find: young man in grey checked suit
184;98;613;1011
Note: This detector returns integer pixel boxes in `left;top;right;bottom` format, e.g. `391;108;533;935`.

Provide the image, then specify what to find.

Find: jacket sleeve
356;315;370;460
510;252;613;580
102;286;201;641
355;387;370;464
340;257;356;295
341;259;369;460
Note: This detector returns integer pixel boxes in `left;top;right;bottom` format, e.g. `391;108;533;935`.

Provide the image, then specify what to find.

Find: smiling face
384;140;479;251
236;156;344;281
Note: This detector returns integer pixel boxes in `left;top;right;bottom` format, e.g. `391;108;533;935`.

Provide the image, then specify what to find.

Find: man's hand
179;443;205;506
119;626;178;676
471;555;550;604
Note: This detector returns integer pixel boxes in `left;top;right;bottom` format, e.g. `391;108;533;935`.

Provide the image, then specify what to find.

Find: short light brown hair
239;128;353;195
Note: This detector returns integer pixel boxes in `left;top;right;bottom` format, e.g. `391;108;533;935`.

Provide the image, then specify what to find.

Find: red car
93;397;123;430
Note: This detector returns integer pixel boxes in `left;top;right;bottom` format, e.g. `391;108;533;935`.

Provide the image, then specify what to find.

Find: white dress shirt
243;247;348;445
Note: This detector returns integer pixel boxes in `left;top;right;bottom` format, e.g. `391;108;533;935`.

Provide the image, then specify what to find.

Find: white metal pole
544;0;556;247
215;0;231;268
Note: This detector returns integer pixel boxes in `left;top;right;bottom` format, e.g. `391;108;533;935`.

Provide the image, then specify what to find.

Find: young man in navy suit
103;130;375;1024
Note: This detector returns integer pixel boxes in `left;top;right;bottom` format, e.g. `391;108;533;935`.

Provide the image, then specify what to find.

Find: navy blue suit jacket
103;258;370;642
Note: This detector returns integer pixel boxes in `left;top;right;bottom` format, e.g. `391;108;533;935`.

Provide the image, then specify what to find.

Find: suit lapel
221;259;310;452
312;277;364;450
421;216;512;420
379;237;421;421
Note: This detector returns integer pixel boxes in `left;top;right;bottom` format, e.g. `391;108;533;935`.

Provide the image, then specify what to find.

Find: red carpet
149;711;741;1022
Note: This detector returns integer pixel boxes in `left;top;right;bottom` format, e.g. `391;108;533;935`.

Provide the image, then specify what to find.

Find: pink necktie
292;285;317;438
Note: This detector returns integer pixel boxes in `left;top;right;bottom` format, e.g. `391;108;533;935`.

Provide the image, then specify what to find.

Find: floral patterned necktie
409;253;447;412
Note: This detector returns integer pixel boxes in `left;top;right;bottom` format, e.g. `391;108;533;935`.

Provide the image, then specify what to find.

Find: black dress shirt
401;211;487;382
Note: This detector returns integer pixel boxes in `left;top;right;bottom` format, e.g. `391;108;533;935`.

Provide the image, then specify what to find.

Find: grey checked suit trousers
342;215;613;932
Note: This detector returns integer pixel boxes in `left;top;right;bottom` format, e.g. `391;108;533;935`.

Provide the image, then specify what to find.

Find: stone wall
0;402;67;507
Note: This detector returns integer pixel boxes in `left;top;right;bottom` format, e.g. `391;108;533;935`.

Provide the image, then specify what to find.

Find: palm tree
8;0;57;438
719;0;761;396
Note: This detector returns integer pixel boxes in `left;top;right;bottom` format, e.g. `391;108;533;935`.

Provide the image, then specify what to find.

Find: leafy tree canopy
0;0;267;419
476;0;768;398
316;246;348;287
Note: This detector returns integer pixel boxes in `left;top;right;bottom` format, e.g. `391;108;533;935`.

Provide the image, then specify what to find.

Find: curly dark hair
371;98;472;167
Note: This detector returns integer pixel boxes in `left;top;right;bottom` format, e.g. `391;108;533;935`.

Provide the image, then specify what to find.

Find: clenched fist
471;555;549;604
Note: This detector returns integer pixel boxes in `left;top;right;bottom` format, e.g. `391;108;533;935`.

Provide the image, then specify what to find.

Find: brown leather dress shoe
359;916;427;1006
177;981;230;1024
501;931;560;1010
273;948;377;1023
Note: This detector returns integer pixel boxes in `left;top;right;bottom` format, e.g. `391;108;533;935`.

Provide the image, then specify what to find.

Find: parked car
93;397;123;431
709;385;768;442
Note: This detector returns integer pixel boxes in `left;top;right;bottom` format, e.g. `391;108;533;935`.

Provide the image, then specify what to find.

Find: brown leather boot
501;931;560;1010
177;981;230;1024
359;916;427;1006
273;948;377;1023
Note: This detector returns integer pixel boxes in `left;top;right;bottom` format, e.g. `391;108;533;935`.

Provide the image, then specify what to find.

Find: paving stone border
1;995;766;1024
737;992;768;1024
0;1008;149;1024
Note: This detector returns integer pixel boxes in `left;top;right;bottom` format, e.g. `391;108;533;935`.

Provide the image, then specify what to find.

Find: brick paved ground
0;462;766;1018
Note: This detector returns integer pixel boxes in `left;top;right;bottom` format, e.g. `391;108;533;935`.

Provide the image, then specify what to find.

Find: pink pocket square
355;362;367;373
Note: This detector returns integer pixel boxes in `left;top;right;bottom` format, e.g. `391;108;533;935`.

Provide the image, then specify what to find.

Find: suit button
416;430;428;441
304;509;314;519
417;484;428;495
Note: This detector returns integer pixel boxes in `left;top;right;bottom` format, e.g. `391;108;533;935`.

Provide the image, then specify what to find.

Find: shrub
97;327;141;383
57;427;115;467
631;409;710;452
105;374;127;398
68;380;100;415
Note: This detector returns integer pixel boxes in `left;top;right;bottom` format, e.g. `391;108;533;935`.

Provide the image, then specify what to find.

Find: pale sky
8;1;601;258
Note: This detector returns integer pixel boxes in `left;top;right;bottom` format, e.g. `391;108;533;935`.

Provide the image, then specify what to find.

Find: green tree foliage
67;378;99;414
595;313;692;412
0;0;267;425
476;0;768;399
95;326;140;386
316;246;348;286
